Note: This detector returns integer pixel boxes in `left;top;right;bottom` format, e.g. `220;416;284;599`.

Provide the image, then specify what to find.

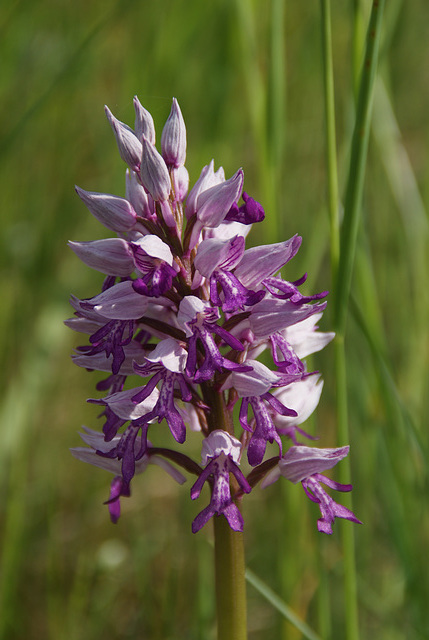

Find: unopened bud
161;98;187;167
105;106;142;172
140;138;171;202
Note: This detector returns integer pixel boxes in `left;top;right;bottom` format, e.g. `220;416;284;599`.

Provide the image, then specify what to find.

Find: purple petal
194;235;245;278
81;281;150;320
68;239;134;276
196;169;244;228
75;186;137;232
185;160;225;219
234;235;302;289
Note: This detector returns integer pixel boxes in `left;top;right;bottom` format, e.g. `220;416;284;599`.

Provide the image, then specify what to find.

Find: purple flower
71;426;186;522
68;96;358;537
105;106;142;173
187;169;244;249
75;187;138;233
225;360;299;465
132;339;193;445
83;318;135;375
133;96;156;144
262;446;362;534
191;431;251;532
302;474;362;534
272;375;323;443
194;235;265;313
130;235;179;297
185;160;225;219
177;296;250;381
225;191;265;225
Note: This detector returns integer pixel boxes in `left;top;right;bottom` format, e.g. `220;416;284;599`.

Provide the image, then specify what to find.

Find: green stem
320;0;340;305
331;2;385;639
352;0;366;101
268;0;285;240
335;0;385;334
214;516;247;640
207;388;247;639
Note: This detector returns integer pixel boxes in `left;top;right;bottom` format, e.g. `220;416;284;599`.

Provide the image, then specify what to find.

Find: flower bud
171;166;189;202
161;98;187;167
125;169;152;219
133;96;156;144
140;138;171;202
105;106;142;172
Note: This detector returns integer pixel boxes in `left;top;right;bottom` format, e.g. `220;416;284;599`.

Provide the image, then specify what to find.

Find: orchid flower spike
68;96;359;536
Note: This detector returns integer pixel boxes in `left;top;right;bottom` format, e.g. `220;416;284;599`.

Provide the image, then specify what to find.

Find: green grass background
1;0;428;638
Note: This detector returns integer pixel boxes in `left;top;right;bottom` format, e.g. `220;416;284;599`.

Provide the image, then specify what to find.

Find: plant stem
214;516;248;640
208;387;248;640
335;0;385;334
331;2;385;639
320;0;340;289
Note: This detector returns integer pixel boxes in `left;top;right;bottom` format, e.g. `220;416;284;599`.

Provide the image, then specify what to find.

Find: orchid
261;446;363;534
68;96;360;538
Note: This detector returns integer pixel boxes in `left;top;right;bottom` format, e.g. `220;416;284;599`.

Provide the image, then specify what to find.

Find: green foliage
1;0;428;638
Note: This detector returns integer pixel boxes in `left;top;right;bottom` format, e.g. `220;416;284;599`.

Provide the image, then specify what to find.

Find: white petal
145;337;187;373
279;445;350;484
177;296;207;336
201;430;242;465
272;376;323;427
103;386;160;420
132;234;174;266
228;360;280;397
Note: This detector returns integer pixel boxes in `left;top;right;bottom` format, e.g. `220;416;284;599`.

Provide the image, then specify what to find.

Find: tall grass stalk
333;1;385;639
267;0;286;238
320;1;338;637
335;0;385;332
245;569;322;640
233;0;282;241
320;0;340;288
351;0;366;101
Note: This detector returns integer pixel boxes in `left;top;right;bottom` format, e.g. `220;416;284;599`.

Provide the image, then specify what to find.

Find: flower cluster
68;97;361;534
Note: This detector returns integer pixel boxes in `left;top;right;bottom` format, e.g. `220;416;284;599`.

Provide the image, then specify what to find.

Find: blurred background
1;0;428;638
